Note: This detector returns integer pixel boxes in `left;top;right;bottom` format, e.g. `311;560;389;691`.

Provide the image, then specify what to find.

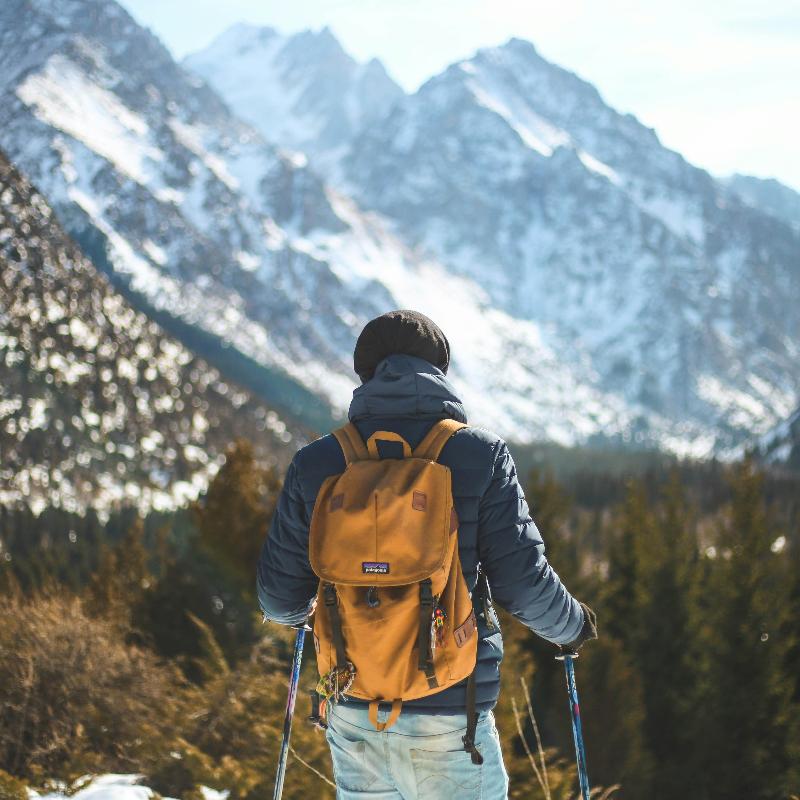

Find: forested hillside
0;151;301;516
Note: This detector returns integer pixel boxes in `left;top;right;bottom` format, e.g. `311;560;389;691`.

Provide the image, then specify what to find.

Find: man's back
258;310;596;799
258;353;584;714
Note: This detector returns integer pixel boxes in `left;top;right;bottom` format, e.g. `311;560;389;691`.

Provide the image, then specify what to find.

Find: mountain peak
283;25;350;61
502;36;541;57
198;22;279;56
4;3;799;460
184;22;403;164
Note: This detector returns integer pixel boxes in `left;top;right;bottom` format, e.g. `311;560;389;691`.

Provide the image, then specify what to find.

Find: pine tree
193;439;281;593
522;470;652;794
784;537;800;789
85;517;152;623
603;480;653;647
634;473;701;799
698;462;795;800
576;637;652;795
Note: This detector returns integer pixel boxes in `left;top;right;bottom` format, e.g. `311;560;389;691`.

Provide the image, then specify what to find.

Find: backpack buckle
366;586;380;608
323;583;337;607
308;690;328;731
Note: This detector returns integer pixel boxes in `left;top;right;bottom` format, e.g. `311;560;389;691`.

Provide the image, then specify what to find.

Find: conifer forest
2;441;799;799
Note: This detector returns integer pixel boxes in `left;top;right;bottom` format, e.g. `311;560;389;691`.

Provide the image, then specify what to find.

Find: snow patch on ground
29;773;228;800
577;151;621;184
697;374;783;433
628;184;705;244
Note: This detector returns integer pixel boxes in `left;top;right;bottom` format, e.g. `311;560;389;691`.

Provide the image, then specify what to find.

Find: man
257;310;597;800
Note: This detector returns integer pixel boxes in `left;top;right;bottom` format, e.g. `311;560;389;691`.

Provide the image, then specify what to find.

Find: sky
122;0;800;190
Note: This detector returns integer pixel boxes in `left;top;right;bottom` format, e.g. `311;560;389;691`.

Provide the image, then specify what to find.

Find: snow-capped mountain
725;174;800;231
0;149;299;515
340;39;800;448
3;1;798;456
2;0;658;449
184;23;403;173
0;0;366;430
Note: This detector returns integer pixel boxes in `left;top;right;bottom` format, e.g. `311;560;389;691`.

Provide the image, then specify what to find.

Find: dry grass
0;769;28;800
512;676;620;800
0;592;180;783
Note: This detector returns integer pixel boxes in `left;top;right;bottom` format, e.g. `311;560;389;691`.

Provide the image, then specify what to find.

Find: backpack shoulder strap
332;423;369;465
412;419;467;461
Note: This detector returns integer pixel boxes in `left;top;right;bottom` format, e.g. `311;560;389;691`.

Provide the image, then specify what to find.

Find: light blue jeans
325;702;509;799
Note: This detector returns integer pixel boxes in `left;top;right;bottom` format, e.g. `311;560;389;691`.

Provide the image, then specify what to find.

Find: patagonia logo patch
362;562;390;575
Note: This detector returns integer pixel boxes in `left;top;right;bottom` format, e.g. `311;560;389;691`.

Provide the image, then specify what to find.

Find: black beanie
354;310;450;383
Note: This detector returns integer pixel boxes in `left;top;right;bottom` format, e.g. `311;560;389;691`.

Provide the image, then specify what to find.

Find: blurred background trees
1;440;798;798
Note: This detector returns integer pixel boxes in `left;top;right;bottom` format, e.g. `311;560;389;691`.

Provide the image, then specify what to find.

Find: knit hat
353;310;451;383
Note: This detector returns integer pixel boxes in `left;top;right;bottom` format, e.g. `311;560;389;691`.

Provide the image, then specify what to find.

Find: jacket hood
348;354;467;423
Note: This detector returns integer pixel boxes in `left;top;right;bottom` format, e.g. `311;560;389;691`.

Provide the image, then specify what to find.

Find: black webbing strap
418;579;438;688
425;661;438;689
462;670;484;765
324;583;348;668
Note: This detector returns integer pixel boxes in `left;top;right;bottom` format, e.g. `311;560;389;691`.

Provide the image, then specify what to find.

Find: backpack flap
309;456;455;586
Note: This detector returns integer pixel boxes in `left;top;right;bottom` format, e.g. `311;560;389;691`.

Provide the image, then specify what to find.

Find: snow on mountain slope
187;25;800;453
748;406;800;468
1;0;365;416
183;23;404;173
1;0;677;448
341;38;800;449
297;191;678;447
0;149;299;515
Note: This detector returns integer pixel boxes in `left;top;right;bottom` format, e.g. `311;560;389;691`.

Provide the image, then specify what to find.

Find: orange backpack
309;419;483;761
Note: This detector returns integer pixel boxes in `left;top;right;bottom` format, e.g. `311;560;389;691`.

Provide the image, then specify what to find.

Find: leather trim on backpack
454;610;477;648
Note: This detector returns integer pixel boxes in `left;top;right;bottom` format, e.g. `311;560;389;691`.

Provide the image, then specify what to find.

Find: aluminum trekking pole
273;622;309;800
556;649;591;800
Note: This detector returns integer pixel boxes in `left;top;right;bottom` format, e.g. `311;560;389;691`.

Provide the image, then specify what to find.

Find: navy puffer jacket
257;354;584;712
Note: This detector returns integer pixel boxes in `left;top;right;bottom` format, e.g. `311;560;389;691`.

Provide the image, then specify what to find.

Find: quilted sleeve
256;456;318;626
477;439;584;645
